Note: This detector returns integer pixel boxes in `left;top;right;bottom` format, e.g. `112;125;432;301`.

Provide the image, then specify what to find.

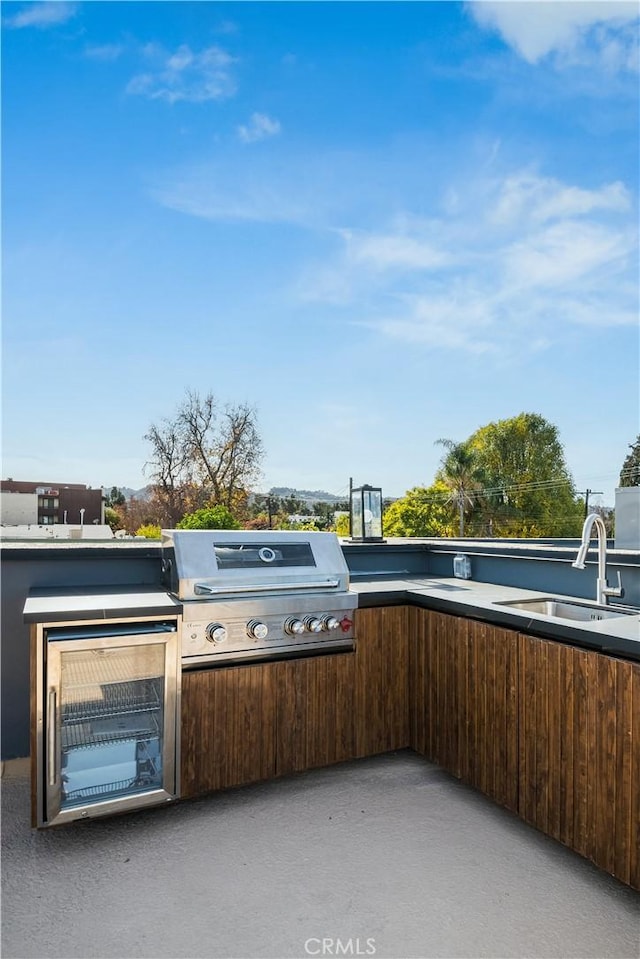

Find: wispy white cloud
296;224;451;305
504;219;635;289
469;1;639;72
216;19;238;36
490;173;630;226
150;145;440;230
3;1;76;29
150;149;381;226
369;292;499;355
340;229;449;271
237;112;281;143
127;44;237;103
83;43;125;62
149;142;636;355
151;160;312;224
302;169;637;355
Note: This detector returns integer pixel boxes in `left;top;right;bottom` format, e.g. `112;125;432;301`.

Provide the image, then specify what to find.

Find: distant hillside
106;485;345;505
103;486;151;501
267;487;345;504
127;486;152;500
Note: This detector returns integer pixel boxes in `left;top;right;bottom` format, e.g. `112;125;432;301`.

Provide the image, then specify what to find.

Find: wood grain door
274;606;411;775
518;635;640;889
181;662;277;797
354;606;410;757
274;651;356;776
409;608;519;812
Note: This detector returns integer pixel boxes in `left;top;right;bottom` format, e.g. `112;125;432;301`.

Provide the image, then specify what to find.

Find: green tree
619;436;640;487
334;513;350;537
244;514;271;530
177;505;241;530
280;519;321;531
105;486;126;507
310;501;334;529
281;493;304;514
435;439;486;536
136;524;162;539
244;494;288;529
467;412;583;537
382;482;456;537
104;506;123;533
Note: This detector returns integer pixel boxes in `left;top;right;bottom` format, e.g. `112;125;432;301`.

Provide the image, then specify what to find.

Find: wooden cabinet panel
409;605;431;759
409;606;459;770
518;634;640;889
180;604;638;891
354;607;410;757
181;646;359;795
465;619;519;811
275;652;356;776
409;608;518;813
181;663;277;797
181;606;408;797
274;607;410;775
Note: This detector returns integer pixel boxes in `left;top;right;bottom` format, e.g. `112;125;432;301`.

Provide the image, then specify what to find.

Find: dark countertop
23;578;640;662
351;575;640;662
23;587;181;623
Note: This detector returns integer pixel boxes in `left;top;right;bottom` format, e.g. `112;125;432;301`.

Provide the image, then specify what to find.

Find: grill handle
193;579;341;596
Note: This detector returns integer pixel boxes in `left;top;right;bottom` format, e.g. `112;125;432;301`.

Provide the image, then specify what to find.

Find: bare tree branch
144;390;263;524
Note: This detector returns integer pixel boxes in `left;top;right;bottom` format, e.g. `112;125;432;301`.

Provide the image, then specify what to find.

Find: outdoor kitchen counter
351;575;640;663
23;586;181;623
22;578;640;661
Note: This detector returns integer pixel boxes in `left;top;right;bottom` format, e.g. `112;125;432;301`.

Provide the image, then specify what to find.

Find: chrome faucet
572;513;624;605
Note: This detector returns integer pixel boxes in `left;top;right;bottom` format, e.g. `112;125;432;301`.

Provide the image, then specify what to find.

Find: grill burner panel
181;593;355;667
162;530;357;666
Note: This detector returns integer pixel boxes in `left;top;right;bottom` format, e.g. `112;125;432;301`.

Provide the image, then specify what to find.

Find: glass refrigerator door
45;630;178;825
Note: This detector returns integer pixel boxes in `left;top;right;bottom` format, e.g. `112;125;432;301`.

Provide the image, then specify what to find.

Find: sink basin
495;598;637;622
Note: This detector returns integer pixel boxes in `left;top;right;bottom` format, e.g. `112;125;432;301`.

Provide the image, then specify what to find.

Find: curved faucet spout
572;513;623;605
572;513;603;569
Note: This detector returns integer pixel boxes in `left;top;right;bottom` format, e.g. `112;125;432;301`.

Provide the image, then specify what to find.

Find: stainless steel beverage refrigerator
34;618;180;827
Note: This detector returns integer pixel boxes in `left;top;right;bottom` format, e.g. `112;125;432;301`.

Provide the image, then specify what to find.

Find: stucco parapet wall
0;539;163;555
340;537;640;566
1;536;638;565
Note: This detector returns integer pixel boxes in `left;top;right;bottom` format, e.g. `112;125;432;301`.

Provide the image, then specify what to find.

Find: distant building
0;479;105;527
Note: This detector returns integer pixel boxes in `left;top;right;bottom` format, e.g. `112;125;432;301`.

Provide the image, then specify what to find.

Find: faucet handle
604;570;624;599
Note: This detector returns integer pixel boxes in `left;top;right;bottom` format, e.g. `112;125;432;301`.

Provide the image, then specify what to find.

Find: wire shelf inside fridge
60;734;163;806
61;711;162;750
60;649;165;688
63;768;161;804
61;679;162;724
64;777;138;802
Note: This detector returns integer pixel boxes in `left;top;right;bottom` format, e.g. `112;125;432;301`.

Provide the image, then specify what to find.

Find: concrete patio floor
2;751;639;959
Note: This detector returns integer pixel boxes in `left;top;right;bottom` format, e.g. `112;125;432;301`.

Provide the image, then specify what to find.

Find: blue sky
2;1;639;505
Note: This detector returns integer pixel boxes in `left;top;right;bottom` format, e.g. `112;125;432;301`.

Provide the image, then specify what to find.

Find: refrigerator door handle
47;689;57;786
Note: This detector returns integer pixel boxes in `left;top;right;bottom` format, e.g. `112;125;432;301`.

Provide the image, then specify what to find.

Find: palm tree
435;439;485;537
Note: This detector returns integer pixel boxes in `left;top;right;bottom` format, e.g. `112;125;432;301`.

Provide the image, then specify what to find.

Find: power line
404;469;640;504
401;480;584;504
583;488;603;518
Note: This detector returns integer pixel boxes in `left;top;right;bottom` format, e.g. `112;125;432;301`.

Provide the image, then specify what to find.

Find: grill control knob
285;618;305;636
206;623;227;644
247;620;269;641
304;616;323;634
321;616;339;631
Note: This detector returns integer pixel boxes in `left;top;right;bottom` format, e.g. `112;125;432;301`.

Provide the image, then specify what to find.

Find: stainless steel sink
495;598;637;622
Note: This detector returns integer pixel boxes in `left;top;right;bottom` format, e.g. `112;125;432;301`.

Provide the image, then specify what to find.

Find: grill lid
161;529;351;601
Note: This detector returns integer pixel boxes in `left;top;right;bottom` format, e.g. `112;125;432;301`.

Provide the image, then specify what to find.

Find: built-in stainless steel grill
161;530;357;667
